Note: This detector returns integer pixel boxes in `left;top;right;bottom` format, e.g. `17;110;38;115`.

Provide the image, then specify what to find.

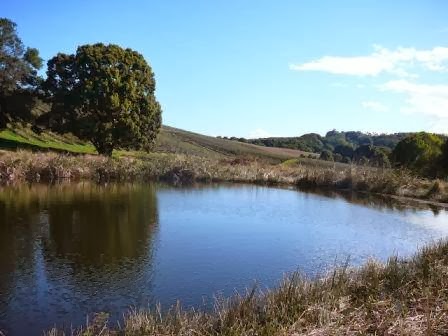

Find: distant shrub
319;150;334;161
333;153;343;162
341;156;351;164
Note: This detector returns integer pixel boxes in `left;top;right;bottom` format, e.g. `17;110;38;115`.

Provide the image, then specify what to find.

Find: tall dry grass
0;150;447;203
2;151;448;335
43;240;448;335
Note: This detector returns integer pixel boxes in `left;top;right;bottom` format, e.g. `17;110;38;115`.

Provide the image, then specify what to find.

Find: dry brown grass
1;150;447;203
2;151;448;335
43;240;448;336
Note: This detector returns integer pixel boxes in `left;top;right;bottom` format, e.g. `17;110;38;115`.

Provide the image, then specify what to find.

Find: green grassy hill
0;125;316;162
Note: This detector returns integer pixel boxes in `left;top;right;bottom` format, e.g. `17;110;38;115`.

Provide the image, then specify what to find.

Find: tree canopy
44;43;162;155
0;18;43;128
392;132;445;176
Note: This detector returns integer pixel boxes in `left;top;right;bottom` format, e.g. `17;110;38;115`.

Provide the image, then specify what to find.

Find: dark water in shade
1;183;448;335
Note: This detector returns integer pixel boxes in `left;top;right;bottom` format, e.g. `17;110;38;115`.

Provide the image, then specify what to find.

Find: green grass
0;127;96;154
0;124;315;162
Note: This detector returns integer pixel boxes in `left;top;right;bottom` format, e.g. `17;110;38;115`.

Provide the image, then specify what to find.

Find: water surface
1;183;448;334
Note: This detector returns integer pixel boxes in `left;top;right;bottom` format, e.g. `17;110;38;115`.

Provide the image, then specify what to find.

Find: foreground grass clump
1;150;448;203
44;240;448;335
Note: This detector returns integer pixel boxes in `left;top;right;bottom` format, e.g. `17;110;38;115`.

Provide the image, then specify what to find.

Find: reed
2;151;448;335
43;239;448;335
1;150;447;203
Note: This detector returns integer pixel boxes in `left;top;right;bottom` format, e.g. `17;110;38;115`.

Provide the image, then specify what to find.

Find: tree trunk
94;140;114;157
0;94;8;129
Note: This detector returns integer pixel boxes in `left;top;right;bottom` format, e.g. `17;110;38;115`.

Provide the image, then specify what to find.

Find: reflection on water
0;182;447;334
0;183;159;334
298;186;445;214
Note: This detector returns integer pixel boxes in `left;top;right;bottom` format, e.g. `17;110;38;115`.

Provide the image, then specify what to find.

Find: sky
3;0;448;138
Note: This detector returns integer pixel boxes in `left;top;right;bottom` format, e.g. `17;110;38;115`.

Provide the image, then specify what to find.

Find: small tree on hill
320;150;334;161
334;144;354;159
44;43;162;156
353;145;391;168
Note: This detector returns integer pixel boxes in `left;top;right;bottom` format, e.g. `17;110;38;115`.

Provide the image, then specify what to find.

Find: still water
1;183;448;334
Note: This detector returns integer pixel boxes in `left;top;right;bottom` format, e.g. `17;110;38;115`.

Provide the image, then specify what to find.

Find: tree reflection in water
0;183;159;334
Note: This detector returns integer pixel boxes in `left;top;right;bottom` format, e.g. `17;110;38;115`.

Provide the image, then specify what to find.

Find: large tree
392;132;445;176
44;43;162;156
0;18;43;128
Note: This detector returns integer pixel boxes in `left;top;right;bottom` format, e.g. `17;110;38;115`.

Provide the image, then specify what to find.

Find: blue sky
3;0;448;137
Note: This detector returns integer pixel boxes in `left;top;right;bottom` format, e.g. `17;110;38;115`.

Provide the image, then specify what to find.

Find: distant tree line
219;130;409;167
0;18;162;156
220;130;448;177
318;132;448;176
226;130;409;154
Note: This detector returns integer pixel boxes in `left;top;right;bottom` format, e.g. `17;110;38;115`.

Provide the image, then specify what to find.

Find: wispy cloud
361;101;389;112
290;45;448;77
380;80;448;122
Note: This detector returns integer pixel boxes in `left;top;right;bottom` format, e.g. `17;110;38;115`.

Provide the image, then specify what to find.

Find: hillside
156;126;316;160
0;125;315;162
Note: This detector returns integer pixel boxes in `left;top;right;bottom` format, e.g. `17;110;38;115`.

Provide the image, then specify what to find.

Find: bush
392;132;445;176
320;150;334;161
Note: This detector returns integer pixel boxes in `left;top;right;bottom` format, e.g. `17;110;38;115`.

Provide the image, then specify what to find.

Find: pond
1;183;448;334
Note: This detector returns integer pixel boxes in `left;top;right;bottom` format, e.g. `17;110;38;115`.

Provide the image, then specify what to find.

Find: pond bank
1;150;447;204
42;239;448;335
1;154;448;335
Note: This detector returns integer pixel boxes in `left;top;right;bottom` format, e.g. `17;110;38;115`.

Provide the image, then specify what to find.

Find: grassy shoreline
1;151;448;335
42;239;448;335
1;150;447;204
